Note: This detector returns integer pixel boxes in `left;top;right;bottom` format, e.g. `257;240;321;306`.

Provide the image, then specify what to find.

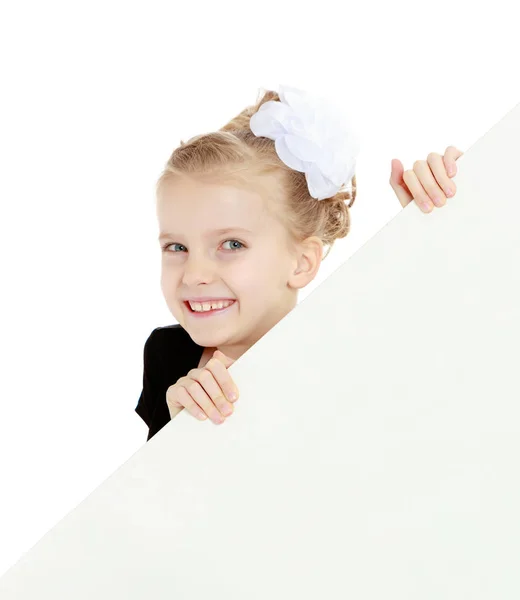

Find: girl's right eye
162;243;185;252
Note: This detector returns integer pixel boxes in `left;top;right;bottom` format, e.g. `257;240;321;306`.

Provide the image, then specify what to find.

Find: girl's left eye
222;239;244;251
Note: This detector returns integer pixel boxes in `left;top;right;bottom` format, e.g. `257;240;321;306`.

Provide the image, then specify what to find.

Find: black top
135;324;205;442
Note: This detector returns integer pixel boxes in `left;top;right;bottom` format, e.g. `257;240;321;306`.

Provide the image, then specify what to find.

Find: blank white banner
1;102;519;599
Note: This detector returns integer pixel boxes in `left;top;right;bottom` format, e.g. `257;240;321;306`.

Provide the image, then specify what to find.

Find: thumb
213;349;236;368
389;158;413;208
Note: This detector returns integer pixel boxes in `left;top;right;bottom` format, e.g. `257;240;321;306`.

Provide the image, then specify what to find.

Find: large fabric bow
249;84;361;200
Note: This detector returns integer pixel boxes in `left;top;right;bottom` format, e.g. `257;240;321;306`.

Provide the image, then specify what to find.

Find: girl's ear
288;236;323;290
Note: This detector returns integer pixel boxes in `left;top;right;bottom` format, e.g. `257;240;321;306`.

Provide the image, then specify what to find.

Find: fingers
443;145;464;177
205;356;239;402
403;152;459;213
402;168;435;213
411;156;448;209
166;348;240;425
212;349;235;368
173;386;209;422
166;374;233;424
389;158;414;208
178;354;239;424
392;146;464;213
426;152;457;202
183;378;231;425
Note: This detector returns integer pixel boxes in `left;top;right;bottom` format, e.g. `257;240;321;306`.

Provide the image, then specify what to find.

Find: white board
2;102;520;599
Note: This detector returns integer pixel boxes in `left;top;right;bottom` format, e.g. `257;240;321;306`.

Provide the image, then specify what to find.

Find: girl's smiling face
157;175;315;355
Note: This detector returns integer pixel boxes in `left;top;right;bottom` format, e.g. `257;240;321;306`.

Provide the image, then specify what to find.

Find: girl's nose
181;255;216;286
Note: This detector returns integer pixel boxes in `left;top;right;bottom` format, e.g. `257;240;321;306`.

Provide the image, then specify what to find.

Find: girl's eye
222;239;244;251
161;243;185;252
161;240;244;253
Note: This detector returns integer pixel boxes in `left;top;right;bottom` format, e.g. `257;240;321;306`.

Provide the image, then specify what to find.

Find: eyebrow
158;227;254;241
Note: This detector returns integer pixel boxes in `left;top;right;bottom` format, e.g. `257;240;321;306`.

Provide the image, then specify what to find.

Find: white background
1;0;518;578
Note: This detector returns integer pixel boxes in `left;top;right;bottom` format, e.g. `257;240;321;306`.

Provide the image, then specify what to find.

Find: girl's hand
166;350;239;425
389;145;464;213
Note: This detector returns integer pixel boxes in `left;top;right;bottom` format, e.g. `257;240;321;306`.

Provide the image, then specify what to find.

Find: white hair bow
249;84;361;201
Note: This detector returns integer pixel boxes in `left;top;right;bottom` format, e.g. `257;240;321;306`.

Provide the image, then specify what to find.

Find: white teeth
188;300;234;312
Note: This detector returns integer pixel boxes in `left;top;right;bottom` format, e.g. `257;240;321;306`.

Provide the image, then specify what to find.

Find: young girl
135;85;463;442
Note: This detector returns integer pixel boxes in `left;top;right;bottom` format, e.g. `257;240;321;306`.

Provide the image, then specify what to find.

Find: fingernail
445;187;454;197
432;195;445;207
228;392;237;402
448;165;455;176
423;201;434;212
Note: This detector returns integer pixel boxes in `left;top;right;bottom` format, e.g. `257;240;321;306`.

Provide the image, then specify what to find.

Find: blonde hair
156;89;357;259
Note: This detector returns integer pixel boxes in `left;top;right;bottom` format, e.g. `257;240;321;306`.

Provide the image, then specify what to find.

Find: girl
135;86;463;442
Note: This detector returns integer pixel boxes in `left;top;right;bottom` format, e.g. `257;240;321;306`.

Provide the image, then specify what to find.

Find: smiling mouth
184;300;236;314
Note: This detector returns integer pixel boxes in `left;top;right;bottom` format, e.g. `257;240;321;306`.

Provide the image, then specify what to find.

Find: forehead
157;176;269;226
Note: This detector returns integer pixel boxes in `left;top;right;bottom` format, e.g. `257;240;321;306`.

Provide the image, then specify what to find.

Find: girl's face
157;175;310;355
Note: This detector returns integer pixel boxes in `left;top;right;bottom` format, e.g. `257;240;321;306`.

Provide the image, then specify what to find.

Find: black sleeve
135;328;160;428
135;323;202;442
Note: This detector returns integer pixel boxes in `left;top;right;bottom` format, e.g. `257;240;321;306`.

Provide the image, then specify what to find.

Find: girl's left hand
389;145;464;213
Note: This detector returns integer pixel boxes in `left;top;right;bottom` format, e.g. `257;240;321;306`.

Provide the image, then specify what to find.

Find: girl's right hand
166;350;239;424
